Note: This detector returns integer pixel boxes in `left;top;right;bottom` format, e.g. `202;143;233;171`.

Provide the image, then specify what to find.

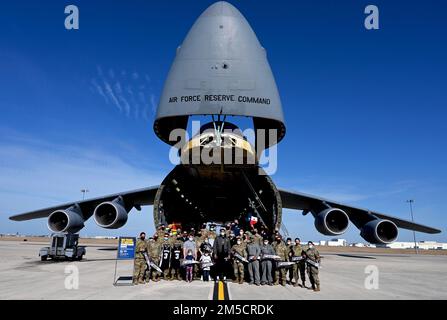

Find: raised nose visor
154;1;285;148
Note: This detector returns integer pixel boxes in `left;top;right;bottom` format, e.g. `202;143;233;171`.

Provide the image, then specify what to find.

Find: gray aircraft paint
154;1;285;147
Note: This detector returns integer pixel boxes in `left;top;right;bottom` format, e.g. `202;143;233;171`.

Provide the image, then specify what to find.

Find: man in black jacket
213;228;231;281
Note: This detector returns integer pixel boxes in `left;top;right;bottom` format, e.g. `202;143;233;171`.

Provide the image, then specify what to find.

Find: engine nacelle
93;197;128;229
360;219;398;244
47;205;85;233
314;208;349;236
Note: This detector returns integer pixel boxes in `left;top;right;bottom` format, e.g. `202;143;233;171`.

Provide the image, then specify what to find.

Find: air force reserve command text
172;304;275;318
168;95;271;105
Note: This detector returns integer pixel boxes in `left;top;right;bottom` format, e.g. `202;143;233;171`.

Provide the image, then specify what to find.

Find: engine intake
360;219;398;244
93;197;128;229
47;205;84;233
314;208;349;236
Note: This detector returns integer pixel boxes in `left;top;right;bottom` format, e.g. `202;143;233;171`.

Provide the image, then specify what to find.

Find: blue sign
117;237;136;260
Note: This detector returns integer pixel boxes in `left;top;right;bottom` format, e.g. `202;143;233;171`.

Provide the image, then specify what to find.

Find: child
200;251;212;281
185;249;194;282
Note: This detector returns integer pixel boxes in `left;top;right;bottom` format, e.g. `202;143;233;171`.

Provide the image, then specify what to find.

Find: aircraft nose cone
154;1;285;146
200;1;244;19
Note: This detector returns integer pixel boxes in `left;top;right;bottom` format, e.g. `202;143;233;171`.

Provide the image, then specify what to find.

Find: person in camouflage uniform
290;238;306;288
273;235;288;286
147;235;162;282
224;223;232;237
200;223;209;240
305;241;321;291
133;232;147;285
231;237;247;284
180;231;188;242
156;224;166;240
252;229;263;247
271;228;280;242
236;231;247;250
144;237;154;283
208;224;217;240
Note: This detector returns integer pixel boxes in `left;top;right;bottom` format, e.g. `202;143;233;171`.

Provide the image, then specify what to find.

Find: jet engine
47;205;85;233
93;197;128;229
314;208;349;236
360;219;398;244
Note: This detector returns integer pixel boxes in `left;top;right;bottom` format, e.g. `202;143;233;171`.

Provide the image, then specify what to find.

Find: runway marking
218;281;225;300
213;281;230;300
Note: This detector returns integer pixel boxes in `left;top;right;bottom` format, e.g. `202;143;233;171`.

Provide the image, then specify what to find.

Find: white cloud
150;93;157;116
103;80;122;112
90;66;157;121
91;78;109;104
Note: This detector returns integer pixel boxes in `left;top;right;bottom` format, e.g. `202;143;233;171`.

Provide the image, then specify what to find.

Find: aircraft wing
278;188;441;234
9;186;159;221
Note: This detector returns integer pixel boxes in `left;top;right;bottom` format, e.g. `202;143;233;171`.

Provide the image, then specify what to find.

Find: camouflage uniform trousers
170;267;182;280
145;258;161;281
274;265;287;285
163;267;171;279
193;263;201;280
233;260;244;282
133;258;146;283
293;261;306;285
307;265;320;287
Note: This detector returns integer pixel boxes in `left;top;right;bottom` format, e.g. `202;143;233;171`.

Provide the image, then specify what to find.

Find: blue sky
0;0;446;243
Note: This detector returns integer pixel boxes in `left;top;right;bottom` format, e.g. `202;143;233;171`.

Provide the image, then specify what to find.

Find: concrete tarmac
1;241;446;300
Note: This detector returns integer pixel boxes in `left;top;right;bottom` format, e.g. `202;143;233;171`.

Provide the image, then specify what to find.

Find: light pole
406;199;418;254
81;189;89;200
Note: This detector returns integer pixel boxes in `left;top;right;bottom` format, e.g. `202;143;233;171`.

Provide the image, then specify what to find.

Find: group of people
132;220;321;292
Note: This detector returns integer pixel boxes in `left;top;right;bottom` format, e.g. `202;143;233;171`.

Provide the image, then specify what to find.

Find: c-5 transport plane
9;2;440;244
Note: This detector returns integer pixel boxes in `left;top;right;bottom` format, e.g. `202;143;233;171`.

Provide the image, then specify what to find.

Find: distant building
318;239;347;247
327;239;347;247
91;236;118;240
380;241;447;250
351;243;365;248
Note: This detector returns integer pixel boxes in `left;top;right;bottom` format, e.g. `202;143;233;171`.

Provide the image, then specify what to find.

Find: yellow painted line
218;281;225;300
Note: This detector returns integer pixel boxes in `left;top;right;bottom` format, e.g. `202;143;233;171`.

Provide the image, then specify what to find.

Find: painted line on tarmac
213;280;230;300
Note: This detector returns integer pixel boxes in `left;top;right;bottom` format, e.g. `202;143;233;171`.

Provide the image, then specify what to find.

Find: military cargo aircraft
9;2;440;244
